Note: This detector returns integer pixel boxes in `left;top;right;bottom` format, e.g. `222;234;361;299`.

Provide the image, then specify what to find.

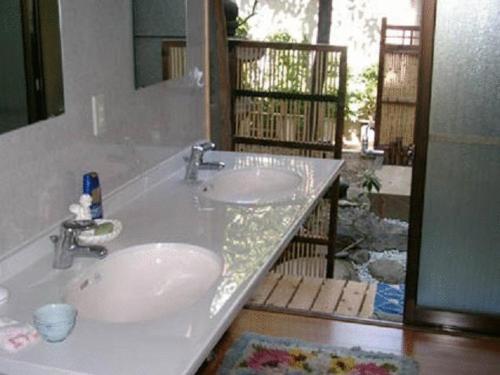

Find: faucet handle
190;142;215;155
198;142;215;152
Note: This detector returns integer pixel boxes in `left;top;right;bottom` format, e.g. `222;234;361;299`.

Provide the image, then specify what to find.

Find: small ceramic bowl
78;219;122;245
33;303;77;342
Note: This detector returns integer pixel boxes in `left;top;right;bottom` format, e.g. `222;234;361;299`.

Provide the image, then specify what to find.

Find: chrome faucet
184;142;225;182
50;220;108;269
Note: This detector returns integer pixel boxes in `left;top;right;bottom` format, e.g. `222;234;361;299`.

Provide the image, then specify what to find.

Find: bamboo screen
231;41;347;152
375;19;420;149
230;41;348;278
161;40;187;80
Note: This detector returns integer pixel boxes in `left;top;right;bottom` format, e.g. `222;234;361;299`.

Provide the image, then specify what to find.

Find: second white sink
65;243;223;323
199;168;303;205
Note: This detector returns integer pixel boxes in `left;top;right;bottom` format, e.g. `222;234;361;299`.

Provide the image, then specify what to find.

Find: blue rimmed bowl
33;303;77;342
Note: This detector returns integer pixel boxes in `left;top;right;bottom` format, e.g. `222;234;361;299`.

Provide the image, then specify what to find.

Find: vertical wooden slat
326;181;338;278
375;17;388;148
161;42;170;80
335;48;347;159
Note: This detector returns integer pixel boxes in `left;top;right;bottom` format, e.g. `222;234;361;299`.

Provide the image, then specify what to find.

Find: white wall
0;0;206;259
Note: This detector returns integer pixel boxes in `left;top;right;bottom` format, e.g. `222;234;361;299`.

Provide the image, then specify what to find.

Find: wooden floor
247;273;380;320
197;309;500;375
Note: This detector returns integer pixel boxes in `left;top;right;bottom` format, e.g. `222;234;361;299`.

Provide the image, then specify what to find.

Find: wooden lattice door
374;18;420;165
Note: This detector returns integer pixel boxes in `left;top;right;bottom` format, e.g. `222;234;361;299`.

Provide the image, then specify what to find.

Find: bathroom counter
0;147;343;375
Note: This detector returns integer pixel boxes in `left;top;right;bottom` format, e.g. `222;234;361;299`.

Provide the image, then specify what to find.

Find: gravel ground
336;151;409;284
337;206;409;283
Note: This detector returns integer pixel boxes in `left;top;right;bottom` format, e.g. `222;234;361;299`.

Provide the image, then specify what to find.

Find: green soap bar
94;222;114;236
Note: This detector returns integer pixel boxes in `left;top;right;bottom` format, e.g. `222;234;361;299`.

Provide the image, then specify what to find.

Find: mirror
132;0;187;88
0;0;64;134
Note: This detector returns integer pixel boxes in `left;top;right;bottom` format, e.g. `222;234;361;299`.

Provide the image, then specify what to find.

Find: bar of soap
94;222;114;236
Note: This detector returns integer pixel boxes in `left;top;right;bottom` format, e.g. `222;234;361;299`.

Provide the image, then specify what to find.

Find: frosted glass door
416;0;500;315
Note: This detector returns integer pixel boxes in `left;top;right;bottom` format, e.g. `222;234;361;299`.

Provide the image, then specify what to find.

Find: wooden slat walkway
247;273;377;320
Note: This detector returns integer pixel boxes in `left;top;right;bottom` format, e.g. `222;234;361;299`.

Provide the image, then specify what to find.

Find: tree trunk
317;0;333;43
308;0;333;141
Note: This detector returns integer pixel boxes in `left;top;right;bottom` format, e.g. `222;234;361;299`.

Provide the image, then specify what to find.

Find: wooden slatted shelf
247;273;378;320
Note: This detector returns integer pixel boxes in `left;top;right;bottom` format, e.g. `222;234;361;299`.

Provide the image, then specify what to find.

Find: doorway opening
205;0;421;325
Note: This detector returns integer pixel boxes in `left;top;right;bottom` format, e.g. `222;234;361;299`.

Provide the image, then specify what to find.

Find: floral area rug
217;332;418;374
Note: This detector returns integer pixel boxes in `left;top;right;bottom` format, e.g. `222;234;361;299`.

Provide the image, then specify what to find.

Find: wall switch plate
92;94;106;136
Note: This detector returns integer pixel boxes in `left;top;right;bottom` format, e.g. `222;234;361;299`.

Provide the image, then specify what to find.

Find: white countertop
0;148;343;375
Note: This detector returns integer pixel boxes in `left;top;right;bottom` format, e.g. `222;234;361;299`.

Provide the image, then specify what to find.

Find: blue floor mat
374;283;405;321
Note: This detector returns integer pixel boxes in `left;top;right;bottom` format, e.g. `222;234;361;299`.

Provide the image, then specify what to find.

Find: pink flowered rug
217;332;418;374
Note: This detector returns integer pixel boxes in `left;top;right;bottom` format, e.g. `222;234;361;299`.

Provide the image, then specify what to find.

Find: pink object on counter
0;318;40;353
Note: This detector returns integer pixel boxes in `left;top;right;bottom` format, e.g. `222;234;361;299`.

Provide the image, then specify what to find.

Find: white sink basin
200;168;303;205
65;243;223;323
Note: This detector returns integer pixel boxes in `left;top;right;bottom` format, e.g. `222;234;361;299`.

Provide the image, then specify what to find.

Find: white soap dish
79;219;122;245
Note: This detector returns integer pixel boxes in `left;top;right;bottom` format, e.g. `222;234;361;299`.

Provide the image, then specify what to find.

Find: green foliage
236;27;380;137
267;32;295;43
346;64;379;123
262;33;379;119
235;11;378;124
361;169;381;193
235;16;250;38
234;0;259;39
266;32;310;93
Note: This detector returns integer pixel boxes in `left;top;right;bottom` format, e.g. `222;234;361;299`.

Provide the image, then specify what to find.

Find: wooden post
335;48;347;159
161;43;171;80
374;17;387;148
211;0;233;151
228;41;238;151
327;47;347;278
326;180;340;278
